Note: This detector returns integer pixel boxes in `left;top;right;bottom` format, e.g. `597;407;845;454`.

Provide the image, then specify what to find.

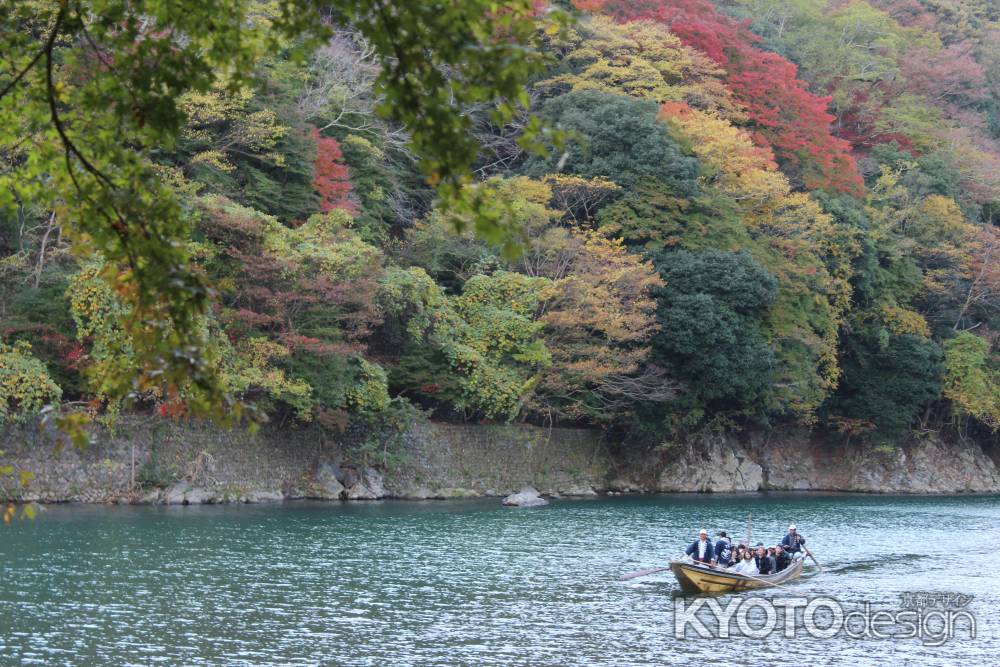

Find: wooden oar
619;566;671;581
802;545;822;572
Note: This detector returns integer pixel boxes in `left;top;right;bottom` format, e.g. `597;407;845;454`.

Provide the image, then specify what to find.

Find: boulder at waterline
502;487;549;507
162;482;216;505
308;461;347;500
345;468;387;500
245;489;284;503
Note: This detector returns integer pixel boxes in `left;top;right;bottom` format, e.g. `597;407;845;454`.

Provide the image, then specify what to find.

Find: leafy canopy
0;0;558;424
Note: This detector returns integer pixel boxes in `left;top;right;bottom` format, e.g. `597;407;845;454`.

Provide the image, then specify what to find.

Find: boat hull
669;558;804;594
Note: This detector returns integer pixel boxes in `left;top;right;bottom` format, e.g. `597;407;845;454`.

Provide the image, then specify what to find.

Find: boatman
780;524;806;556
685;529;714;564
712;530;733;567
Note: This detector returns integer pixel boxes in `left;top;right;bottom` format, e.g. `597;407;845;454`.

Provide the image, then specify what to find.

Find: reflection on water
1;493;997;665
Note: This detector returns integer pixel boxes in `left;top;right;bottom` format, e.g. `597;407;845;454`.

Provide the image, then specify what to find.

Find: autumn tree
0;341;62;424
0;0;558;423
193;197;386;422
864;167;979;329
491;177;667;422
533;232;670;422
311;128;356;215
386;175;668;424
954;225;1000;332
536;16;744;118
577;0;863;194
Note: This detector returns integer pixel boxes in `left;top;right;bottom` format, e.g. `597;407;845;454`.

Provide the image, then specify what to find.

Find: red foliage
574;0;864;195
4;326;85;375
35;330;85;371
157;398;189;420
310;128;356;214
659;100;696;119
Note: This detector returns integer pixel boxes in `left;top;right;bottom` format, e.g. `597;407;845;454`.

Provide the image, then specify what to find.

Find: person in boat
712;531;733;567
780;524;806;556
754;544;776;575
731;549;759;575
774;545;790;572
685;528;715;563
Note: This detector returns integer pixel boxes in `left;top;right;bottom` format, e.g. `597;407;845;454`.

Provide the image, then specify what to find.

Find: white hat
699;528;708;535
788;524;796;530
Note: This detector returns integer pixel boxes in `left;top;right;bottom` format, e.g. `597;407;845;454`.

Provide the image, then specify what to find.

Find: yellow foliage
539;16;745;119
879;304;932;338
661;108;786;207
0;341;62;424
179;82;289;171
222;337;313;421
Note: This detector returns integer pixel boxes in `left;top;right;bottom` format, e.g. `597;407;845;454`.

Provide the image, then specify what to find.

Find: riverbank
2;417;998;503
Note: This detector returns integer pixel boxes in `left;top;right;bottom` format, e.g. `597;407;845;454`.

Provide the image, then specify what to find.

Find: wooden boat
669;557;805;594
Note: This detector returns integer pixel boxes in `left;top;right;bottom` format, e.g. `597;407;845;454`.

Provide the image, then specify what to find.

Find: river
1;493;997;665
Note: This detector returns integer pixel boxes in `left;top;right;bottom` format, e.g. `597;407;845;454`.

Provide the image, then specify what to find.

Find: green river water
1;493;998;665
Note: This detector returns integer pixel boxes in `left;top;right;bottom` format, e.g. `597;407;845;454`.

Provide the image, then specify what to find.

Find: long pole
619;566;671;581
802;545;822;571
747;512;752;546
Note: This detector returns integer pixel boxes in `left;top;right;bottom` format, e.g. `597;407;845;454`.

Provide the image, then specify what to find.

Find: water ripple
1;494;998;665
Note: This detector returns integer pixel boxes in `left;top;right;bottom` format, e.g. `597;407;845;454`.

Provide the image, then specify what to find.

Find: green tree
648;249;777;422
943;331;1000;429
831;328;944;435
378;267;553;421
526;90;699;194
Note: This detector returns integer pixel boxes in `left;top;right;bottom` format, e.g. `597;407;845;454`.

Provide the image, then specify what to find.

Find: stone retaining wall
1;417;997;503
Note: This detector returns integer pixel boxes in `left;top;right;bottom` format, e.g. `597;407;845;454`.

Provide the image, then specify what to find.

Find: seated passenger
755;545;776;575
732;550;759;575
774;545;790;572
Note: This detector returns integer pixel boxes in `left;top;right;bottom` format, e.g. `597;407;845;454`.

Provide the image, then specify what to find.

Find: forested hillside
3;0;999;450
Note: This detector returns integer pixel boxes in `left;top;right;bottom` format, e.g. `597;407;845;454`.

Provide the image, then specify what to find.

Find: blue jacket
685;538;714;562
780;532;806;553
714;538;733;565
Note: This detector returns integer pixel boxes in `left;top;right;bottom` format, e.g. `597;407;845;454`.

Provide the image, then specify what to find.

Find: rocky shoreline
2;418;998;504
